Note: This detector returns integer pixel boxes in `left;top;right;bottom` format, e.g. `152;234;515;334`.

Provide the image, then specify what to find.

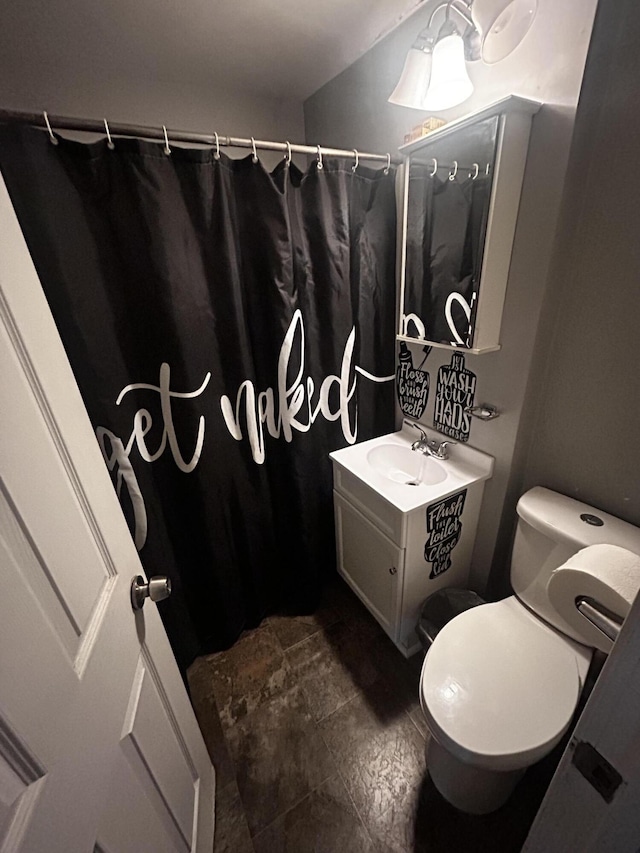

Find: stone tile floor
188;578;561;852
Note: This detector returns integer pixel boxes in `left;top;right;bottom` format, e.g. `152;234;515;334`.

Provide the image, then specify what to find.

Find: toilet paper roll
547;544;640;653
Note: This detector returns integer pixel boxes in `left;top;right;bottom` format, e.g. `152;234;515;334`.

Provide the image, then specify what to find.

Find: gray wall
515;0;640;533
305;0;598;591
304;0;597;154
0;47;304;171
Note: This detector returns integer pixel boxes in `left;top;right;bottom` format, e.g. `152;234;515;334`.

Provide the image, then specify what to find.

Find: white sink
366;444;447;487
330;426;494;513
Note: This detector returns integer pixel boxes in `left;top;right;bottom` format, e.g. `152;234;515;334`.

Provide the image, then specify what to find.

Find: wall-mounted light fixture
388;0;537;111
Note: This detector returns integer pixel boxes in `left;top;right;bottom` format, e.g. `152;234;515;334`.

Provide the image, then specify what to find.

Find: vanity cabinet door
333;492;404;641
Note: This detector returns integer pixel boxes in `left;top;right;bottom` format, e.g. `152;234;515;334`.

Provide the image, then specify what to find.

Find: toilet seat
420;596;591;773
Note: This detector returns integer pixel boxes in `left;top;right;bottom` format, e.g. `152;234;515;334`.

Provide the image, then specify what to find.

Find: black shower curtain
405;167;491;345
0;126;396;670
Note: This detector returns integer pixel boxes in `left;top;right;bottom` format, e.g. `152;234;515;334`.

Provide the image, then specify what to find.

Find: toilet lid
421;598;583;771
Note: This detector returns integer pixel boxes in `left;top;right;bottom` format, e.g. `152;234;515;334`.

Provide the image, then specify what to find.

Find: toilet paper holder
576;596;623;643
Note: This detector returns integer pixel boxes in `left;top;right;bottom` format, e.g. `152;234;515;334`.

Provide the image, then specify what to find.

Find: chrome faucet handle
403;419;428;442
431;439;456;459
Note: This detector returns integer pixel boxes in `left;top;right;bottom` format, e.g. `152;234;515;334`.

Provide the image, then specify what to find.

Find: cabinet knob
389;567;397;575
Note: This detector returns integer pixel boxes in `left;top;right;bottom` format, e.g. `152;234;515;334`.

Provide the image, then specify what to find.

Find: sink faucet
404;419;456;460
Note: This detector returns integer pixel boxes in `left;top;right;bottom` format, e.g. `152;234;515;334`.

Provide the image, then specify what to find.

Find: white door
523;589;640;852
0;173;215;853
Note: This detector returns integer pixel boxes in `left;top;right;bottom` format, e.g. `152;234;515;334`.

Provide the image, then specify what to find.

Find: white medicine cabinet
398;95;541;355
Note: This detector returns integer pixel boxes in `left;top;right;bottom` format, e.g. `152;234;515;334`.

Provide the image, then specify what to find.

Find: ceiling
0;0;424;102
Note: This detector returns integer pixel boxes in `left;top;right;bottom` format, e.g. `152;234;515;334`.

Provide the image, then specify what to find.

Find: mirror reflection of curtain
0;125;397;672
406;169;491;345
405;167;435;337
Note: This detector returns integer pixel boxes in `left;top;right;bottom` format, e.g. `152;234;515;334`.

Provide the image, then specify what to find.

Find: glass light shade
422;34;473;111
472;0;538;64
388;47;432;109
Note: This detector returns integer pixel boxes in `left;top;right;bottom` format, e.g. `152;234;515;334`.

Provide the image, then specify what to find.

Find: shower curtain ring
103;118;115;150
316;145;323;171
448;160;458;181
162;125;171;155
384;153;391;175
214;132;221;160
251;137;258;163
43;111;58;146
285;141;292;167
470;162;479;180
430;158;437;177
352;149;359;173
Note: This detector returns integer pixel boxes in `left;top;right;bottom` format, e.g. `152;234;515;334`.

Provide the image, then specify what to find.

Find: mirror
400;115;499;348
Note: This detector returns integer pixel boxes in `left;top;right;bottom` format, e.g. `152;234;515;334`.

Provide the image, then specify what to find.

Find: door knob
130;575;172;611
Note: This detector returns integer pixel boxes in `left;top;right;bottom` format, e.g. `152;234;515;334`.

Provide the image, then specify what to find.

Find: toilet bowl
419;597;591;813
418;487;640;814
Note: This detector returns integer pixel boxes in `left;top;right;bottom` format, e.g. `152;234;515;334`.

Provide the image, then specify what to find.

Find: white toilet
419;486;640;814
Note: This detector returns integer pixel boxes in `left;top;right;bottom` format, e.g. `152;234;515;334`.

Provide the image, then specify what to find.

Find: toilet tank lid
517;487;640;555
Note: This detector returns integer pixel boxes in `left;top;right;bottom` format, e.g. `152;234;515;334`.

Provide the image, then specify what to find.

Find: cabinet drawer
332;463;405;545
333;492;404;642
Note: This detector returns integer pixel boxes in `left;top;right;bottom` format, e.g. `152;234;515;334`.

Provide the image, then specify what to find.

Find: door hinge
571;740;623;803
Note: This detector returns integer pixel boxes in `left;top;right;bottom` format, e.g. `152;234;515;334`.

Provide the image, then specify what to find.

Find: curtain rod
0;108;400;165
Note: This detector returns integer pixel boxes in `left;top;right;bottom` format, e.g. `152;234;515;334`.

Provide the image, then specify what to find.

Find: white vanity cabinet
330;430;494;657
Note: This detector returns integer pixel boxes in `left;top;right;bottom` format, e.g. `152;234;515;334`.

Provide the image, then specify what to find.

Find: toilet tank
511;487;640;643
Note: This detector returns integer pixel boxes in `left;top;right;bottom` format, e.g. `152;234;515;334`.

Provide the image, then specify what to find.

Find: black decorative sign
424;489;467;579
433;353;476;442
396;342;431;419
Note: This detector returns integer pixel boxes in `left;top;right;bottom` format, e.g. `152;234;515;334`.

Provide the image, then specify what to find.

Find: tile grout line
313;682;362;725
316;721;380;851
212;709;254;852
298;636;382;853
249;661;341;844
199;636;293;852
270;585;382;658
210;584;400;850
249;766;337;845
280;616;381;726
278;612;407;847
242;617;343;844
275;613;346;655
404;706;428;742
278;626;328;655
